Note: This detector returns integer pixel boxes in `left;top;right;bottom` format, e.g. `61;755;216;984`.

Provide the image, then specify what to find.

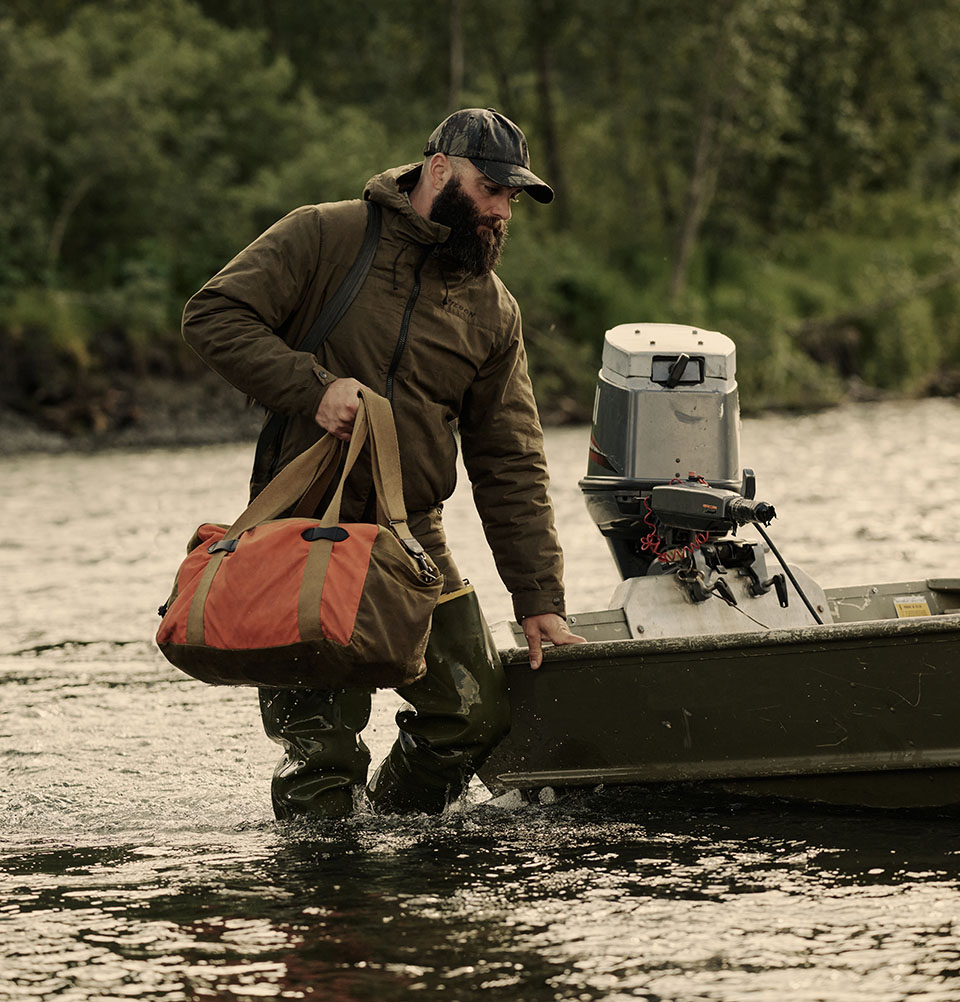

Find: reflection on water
3;790;960;1001
2;397;960;1001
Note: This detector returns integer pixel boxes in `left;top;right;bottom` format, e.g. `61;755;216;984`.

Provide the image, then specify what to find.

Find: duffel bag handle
216;386;412;544
221;431;343;539
313;388;408;527
355;387;408;525
312;388;432;577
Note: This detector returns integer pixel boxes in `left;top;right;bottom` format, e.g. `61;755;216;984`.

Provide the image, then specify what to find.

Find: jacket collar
363;164;451;246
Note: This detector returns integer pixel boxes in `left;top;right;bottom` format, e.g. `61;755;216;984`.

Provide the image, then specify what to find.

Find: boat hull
479;611;960;808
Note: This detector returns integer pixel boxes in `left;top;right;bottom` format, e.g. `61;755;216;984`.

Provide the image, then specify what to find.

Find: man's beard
430;177;507;277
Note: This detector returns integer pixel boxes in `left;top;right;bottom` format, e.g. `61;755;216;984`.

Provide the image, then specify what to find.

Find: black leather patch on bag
301;526;350;543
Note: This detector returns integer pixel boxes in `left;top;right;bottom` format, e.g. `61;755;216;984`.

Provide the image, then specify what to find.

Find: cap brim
470;158;555;203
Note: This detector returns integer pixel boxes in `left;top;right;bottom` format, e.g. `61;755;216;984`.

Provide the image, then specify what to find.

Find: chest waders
259;514;509;818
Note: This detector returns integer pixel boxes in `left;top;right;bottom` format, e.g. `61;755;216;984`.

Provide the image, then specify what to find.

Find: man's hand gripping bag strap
156;387;443;689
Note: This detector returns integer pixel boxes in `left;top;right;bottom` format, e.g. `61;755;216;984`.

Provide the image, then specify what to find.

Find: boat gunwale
498;611;960;667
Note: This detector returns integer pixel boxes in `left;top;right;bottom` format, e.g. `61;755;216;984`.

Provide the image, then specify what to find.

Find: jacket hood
363;164;451;246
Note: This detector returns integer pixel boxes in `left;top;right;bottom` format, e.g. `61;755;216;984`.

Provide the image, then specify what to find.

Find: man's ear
426;153;453;192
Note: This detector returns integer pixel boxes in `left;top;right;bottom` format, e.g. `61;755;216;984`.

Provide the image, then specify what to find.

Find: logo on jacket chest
443;299;477;322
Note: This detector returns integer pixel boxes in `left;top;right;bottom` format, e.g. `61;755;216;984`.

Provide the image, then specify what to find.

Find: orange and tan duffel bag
155;387;443;689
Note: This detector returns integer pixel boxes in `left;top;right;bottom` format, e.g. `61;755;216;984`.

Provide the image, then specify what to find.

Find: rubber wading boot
260;686;373;819
366;585;509;814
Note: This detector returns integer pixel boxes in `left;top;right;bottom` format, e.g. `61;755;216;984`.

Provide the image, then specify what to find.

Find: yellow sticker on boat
894;595;930;618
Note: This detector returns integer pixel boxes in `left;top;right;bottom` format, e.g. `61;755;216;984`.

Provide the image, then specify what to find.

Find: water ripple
2;400;960;1000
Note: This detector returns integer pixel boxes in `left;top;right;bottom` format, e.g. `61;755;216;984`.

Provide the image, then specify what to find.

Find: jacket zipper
385;247;432;402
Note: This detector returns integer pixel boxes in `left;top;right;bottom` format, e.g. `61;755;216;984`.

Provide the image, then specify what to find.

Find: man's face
429;168;519;277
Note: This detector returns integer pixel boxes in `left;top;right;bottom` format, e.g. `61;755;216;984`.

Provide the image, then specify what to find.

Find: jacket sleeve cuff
513;591;566;623
310;362;339;415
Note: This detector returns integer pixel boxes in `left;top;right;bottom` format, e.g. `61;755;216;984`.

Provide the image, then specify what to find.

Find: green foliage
864;298;942;392
3;0;960;435
1;288;95;364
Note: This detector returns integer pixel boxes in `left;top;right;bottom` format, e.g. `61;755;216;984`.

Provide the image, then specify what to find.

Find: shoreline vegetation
0;372;264;458
2;365;957;460
3;2;960;456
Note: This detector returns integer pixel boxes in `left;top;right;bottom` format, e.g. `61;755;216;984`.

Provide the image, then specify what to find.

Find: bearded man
182;108;584;819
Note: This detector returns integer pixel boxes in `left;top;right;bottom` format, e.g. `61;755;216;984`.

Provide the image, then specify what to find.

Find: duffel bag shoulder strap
356;388;438;582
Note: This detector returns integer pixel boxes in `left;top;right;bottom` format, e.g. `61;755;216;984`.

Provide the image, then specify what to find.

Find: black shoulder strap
298;200;382;355
250;200;382;496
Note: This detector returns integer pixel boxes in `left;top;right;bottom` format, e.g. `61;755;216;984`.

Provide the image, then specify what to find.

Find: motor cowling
580;323;744;579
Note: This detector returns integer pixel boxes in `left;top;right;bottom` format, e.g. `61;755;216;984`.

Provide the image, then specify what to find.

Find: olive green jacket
182;164;565;621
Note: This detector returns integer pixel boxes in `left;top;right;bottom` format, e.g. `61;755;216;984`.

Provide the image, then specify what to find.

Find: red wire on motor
640;480;710;564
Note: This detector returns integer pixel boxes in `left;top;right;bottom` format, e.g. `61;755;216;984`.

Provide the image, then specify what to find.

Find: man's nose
490;194;512;221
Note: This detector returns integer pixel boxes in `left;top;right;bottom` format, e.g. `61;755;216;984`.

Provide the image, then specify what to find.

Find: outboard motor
550;321;830;643
580;324;748;575
580;323;781;606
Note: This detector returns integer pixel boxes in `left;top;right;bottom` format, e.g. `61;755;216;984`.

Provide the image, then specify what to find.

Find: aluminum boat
479;324;960;809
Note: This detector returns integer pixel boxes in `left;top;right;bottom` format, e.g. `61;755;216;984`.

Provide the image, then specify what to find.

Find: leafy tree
4;0;960;433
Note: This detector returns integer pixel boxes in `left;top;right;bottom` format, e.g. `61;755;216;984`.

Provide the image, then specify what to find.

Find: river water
2;397;960;1002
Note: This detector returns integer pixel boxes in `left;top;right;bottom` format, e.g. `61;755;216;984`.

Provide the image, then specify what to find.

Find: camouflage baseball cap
424;108;554;203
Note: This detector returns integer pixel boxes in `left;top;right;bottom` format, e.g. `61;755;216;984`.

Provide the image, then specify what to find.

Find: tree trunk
447;0;464;113
668;0;738;304
47;174;98;274
668;102;721;303
532;0;568;228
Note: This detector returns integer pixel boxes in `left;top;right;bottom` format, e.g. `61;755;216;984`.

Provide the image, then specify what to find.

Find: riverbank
1;370;956;458
0;370;596;457
0;374;264;456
